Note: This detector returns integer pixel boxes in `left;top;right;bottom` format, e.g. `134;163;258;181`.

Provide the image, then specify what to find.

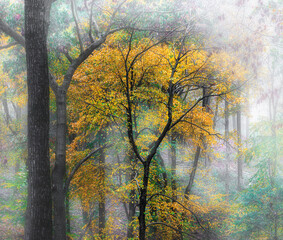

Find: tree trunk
237;108;243;191
170;134;177;200
52;90;67;240
184;86;210;197
232;114;237;131
127;151;137;239
184;146;201;196
98;130;106;238
224;99;230;195
24;0;52;239
139;162;150;240
169;134;183;240
212;98;219;130
66;193;71;237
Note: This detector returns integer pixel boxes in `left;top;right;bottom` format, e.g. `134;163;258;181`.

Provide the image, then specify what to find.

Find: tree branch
70;0;84;52
49;73;59;94
0;18;25;47
64;144;112;193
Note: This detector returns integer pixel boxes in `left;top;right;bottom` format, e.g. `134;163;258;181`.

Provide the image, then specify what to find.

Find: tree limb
0;18;25;47
70;0;84;52
64;144;112;193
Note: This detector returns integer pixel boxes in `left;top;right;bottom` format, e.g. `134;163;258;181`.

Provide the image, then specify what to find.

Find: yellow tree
68;27;247;239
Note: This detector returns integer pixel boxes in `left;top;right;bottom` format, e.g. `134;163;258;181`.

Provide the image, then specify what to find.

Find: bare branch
70;0;84;52
61;35;106;91
88;0;95;42
89;0;101;41
106;0;129;33
170;88;237;131
63;50;74;63
178;120;220;137
0;18;25;47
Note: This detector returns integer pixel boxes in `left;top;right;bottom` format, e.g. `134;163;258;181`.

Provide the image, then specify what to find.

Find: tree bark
52;90;67;240
127;151;137;239
169;134;183;240
66;192;71;237
24;0;52;239
169;134;177;200
139;162;150;240
98;130;106;238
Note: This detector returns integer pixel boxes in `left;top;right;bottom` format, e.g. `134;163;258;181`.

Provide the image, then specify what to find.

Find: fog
0;0;282;239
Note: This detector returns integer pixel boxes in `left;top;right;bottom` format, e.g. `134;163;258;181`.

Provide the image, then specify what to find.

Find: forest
0;0;282;239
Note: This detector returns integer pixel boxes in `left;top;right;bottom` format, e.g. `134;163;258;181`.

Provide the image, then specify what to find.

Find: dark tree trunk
52;91;67;240
66;193;71;236
24;0;52;239
170;134;177;200
98;130;106;238
50;28;110;240
212;98;219;129
127;151;137;239
156;151;168;188
139;162;150;240
169;134;183;240
184;146;201;196
184;86;210;196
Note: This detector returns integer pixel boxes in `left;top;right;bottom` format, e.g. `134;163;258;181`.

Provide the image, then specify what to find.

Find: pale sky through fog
190;0;282;124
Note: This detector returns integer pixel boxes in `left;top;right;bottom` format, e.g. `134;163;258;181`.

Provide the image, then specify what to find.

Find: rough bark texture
52;90;67;240
24;0;52;239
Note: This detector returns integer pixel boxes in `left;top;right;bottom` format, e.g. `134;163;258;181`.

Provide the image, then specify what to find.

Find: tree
1;1;130;238
24;0;52;239
69;25;247;238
